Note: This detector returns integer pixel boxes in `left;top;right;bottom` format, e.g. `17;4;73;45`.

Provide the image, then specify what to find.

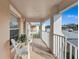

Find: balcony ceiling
10;0;77;22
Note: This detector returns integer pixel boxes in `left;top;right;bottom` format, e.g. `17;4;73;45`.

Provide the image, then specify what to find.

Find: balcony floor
12;38;55;59
30;38;55;59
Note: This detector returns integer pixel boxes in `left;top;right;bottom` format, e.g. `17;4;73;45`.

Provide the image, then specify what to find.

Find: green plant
18;34;27;43
32;33;40;38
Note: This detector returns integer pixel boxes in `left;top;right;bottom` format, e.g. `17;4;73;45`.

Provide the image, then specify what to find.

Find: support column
39;22;42;39
19;16;25;34
49;16;54;53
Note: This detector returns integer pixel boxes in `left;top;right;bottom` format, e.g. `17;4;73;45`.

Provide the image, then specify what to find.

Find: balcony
0;0;78;59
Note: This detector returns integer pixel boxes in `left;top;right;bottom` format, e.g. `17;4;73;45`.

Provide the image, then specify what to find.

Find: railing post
65;39;67;59
53;34;66;59
55;35;58;57
49;16;54;53
39;22;42;39
53;35;55;54
63;37;65;59
75;47;78;59
57;35;60;59
70;45;72;59
59;36;61;59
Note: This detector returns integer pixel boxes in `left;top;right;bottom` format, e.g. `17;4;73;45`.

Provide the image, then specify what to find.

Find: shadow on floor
31;39;55;59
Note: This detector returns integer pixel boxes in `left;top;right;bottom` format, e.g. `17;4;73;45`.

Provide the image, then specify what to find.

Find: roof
10;0;77;22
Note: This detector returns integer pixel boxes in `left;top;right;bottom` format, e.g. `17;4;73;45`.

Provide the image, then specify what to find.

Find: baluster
53;35;56;55
75;48;78;59
58;36;61;59
65;38;67;59
55;35;58;57
56;35;58;58
63;37;65;59
70;45;72;59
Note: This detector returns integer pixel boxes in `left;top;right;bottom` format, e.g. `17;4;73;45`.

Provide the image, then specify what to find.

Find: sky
62;4;78;25
33;4;78;26
43;4;78;26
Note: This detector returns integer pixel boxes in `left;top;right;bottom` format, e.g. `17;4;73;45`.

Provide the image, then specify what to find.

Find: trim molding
60;2;78;13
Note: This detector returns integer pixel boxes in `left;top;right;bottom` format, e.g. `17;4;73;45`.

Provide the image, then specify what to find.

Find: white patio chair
11;39;28;59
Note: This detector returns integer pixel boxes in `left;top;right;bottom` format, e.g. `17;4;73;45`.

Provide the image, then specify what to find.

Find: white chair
11;39;28;59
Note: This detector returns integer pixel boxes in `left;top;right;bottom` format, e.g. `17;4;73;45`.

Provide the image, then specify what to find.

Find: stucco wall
54;14;63;35
0;0;10;59
42;14;63;47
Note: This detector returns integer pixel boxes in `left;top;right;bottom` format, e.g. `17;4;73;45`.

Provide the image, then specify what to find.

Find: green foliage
32;33;40;38
18;34;27;43
62;24;78;31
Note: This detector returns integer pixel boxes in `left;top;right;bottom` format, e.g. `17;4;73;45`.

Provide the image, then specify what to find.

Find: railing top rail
53;34;65;38
66;40;78;49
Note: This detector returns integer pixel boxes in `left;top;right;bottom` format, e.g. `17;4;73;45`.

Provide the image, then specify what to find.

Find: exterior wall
42;14;63;47
0;0;10;59
42;14;65;59
54;14;63;35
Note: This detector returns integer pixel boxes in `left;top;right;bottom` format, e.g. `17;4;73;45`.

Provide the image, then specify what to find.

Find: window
10;14;19;42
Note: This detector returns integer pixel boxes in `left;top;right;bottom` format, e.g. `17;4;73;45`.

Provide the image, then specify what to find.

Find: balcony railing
42;31;78;59
65;39;78;59
42;31;65;59
53;34;65;59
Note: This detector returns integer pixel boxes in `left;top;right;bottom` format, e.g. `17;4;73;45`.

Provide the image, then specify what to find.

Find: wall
0;0;10;59
42;14;65;59
54;14;63;35
42;14;63;47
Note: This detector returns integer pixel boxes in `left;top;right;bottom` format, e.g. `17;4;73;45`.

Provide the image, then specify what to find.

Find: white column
19;17;25;34
39;22;42;39
49;16;54;53
75;48;78;59
70;45;72;59
26;22;31;59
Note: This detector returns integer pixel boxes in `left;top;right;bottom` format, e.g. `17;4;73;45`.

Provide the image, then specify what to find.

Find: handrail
65;39;78;59
53;33;65;59
53;34;65;38
42;31;78;59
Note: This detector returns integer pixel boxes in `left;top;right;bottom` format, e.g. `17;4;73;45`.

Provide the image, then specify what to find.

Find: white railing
42;31;78;59
42;31;65;59
42;31;49;47
65;39;78;59
53;34;65;59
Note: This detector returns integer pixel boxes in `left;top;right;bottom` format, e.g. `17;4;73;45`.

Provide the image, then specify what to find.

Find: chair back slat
11;39;18;50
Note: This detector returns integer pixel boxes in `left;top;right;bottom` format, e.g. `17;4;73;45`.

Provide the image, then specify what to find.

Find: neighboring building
31;25;45;33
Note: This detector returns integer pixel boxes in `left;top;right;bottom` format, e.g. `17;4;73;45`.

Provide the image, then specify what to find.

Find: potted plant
18;33;27;44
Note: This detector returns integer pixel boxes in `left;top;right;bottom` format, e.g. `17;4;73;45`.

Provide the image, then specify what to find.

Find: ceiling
10;0;77;22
